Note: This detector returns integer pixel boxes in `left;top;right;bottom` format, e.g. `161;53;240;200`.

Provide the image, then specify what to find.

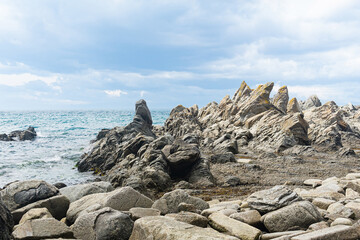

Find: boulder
0;134;11;141
210;152;236;164
229;210;261;227
59;181;113;202
19;208;53;224
166;212;208;228
12;218;74;240
72;207;133;240
166;142;200;173
330;217;353;226
67;187;153;223
129;216;238;240
0;198;13;240
8;127;37;141
12;195;70;224
261;201;323;232
291;225;359;240
129;207;161;221
0;180;58;211
152;189;209;215
209;212;261;240
247;185;302;214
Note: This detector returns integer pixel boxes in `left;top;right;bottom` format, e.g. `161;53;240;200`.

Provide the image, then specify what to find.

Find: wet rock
247;185;302;214
7;126;37;141
67;187;153;223
262;201;323;232
166;212;208;228
0;198;13;240
0;134;11;141
53;183;66;189
0;180;58;211
72;207;133;240
129;216;238;240
59;181;113;203
12;218;74;240
152;189;209;215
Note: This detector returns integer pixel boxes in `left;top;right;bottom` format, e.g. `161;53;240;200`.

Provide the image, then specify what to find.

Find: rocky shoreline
2;81;360;239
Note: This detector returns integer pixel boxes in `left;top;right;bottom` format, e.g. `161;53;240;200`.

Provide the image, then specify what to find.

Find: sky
0;0;360;110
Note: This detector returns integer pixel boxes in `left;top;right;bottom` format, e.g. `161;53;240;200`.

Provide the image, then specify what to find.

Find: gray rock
262;201;323;232
59;181;113;202
12;218;74;240
67;187;153;223
166;212;208;228
272;86;289;113
287;97;302;114
152;189;209;215
209;212;262;240
8;126;37;141
0;198;13;240
187;157;215;187
129;207;160;221
247;185;302;214
12;195;70;224
210;152;236;164
72;207;133;240
129;216;238;240
0;180;58;211
19;208;53;224
0;134;11;141
303;95;322;110
166;142;200;173
291;225;359;240
229;210;261;227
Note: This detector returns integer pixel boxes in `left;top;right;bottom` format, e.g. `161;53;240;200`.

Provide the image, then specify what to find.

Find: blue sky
1;0;360;110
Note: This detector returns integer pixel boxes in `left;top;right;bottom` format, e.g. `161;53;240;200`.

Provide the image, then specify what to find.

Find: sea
0;110;169;188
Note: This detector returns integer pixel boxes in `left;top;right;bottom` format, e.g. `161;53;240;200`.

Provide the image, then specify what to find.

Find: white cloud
0;73;58;87
104;89;128;97
140;90;146;97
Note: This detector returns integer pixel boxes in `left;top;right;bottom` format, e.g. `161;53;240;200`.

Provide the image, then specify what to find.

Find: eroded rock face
272;86;289;113
0;126;37;141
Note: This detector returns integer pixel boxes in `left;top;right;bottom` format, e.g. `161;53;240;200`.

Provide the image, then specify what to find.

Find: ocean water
0;110;169;188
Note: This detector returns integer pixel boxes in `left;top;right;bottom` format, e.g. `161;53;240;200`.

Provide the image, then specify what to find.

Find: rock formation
0;127;37;141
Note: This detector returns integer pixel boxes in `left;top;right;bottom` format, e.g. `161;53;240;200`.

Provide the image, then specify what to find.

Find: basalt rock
0;198;13;240
0;126;37;141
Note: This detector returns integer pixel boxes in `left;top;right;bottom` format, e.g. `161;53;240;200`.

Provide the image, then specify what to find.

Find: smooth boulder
152;189;209;215
59;181;113;202
262;201;323;232
0;198;13;240
67;187;153;223
129;216;238;240
72;207;133;240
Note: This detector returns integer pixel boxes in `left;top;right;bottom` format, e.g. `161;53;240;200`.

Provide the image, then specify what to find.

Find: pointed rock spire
233;81;252;102
272;86;289;113
287;97;301;114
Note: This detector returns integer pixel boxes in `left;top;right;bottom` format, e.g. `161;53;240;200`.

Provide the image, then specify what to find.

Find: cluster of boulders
0;127;37;141
3;173;360;239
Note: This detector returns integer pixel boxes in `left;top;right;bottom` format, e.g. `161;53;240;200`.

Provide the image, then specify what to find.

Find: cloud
104;89;128;97
140;90;146;97
0;73;58;87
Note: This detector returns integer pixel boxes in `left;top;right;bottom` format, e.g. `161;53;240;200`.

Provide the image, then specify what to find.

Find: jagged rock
12;195;70;224
59;181;113;203
247;185;302;214
0;134;11;141
66;187;153;223
273;86;289;113
152;189;209;215
0;198;13;240
187;157;215;187
166;212;208;228
166;141;200;173
129;216;238;240
303;95;322;110
261;201;323;232
287;97;302;114
0;180;58;211
72;207;134;240
7;126;37;141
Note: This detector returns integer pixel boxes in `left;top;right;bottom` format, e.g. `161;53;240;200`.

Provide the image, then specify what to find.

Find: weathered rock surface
19;208;53;224
209;212;261;240
152;189;209;215
261;201;322;232
0;180;58;211
72;207;133;240
66;187;153;223
129;216;238;240
247;185;302;214
129;207;160;220
12;218;74;240
59;181;113;202
166;211;208;227
0;198;13;240
12;195;70;224
292;224;359;240
272;86;289;113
